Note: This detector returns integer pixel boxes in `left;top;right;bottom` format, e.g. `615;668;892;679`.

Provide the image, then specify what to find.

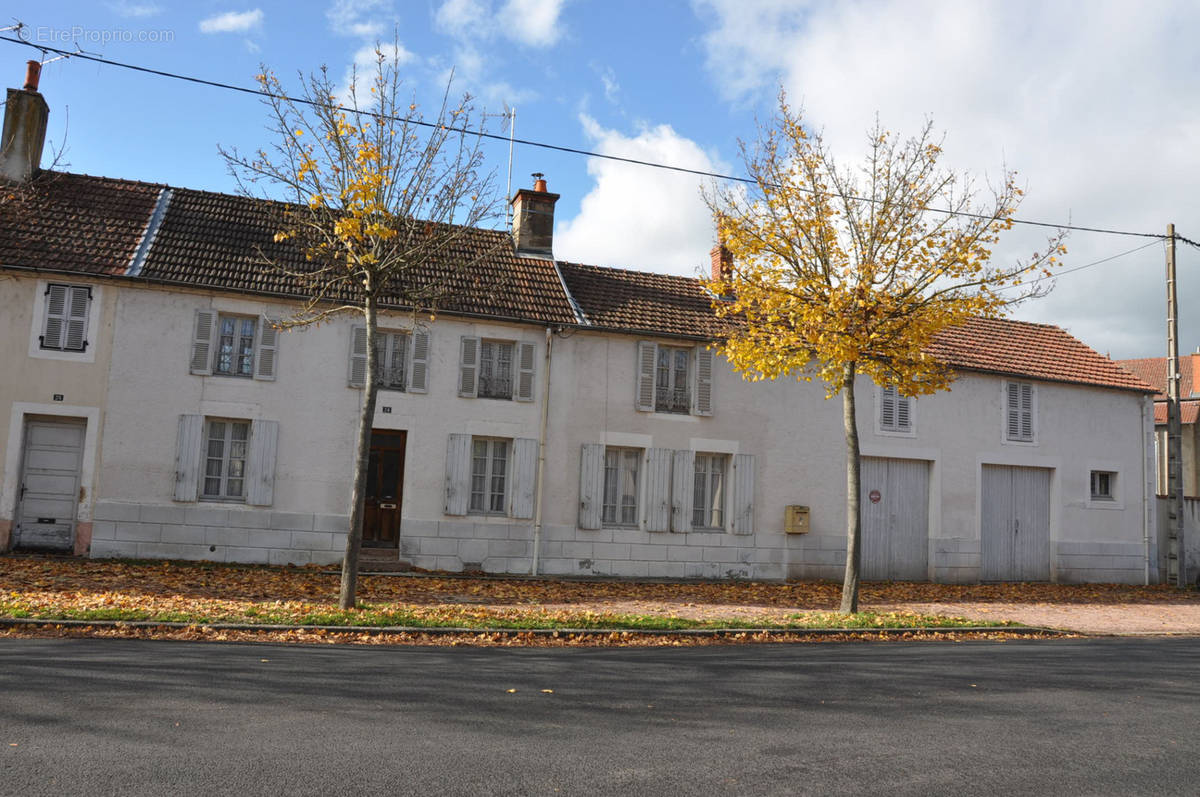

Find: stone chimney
1;60;49;183
511;172;559;257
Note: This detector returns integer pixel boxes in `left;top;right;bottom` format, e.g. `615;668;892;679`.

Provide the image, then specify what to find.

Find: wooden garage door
15;418;86;551
861;457;930;581
981;465;1051;581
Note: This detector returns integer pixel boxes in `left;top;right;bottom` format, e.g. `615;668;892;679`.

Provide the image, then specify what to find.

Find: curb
0;617;1065;639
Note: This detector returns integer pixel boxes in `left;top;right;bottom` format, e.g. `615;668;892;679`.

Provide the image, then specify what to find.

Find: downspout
1143;396;1152;585
530;325;554;575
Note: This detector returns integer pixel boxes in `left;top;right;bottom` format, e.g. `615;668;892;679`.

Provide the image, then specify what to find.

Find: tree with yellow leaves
705;95;1065;613
222;46;502;608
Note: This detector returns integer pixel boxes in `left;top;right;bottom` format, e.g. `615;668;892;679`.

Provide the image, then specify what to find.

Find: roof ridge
559;260;705;284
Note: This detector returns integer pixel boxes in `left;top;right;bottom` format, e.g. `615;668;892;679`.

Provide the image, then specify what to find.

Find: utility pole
1165;223;1186;586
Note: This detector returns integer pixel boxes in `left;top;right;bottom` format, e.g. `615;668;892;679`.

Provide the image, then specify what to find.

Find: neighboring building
1115;353;1200;497
0;65;1160;583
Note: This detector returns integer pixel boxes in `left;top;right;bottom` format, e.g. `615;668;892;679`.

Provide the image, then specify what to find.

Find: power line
994;240;1161;291
0;34;1180;242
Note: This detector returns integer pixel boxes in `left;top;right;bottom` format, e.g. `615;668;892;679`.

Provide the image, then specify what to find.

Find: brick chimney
0;60;49;183
710;241;733;283
511;172;559;257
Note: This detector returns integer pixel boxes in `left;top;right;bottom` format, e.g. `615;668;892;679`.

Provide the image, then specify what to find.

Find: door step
357;549;411;572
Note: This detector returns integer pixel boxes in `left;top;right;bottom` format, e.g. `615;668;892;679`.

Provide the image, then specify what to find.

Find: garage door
981;465;1051;581
861;457;930;581
14;418;86;551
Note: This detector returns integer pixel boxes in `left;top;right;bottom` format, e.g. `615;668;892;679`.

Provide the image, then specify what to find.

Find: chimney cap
24;60;41;93
531;172;547;193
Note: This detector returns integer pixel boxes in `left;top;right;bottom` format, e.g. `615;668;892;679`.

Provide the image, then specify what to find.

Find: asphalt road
2;636;1198;796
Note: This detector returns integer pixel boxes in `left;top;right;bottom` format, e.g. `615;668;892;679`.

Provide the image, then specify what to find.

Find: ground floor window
603;447;641;526
470;437;509;514
1090;470;1116;501
693;453;726;529
203;419;249;500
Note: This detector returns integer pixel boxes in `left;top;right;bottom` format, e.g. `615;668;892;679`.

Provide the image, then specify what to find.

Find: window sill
876;428;917;439
1002;437;1038;447
1085;498;1125;511
200;497;247;504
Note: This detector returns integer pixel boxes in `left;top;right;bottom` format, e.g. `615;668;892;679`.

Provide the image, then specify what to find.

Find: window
203;419;249;500
1090;470;1116;501
213;315;257;377
375;331;409;390
602;447;642;526
878;385;913;434
478;340;515;399
40;283;91;352
692;453;726;529
348;326;428;392
635;341;713;416
1004;381;1035;442
469;438;509;514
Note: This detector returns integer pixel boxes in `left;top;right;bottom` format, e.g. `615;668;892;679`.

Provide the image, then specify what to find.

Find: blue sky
5;0;1200;361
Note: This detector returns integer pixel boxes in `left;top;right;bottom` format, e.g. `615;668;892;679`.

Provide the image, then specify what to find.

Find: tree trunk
339;293;379;609
840;361;862;614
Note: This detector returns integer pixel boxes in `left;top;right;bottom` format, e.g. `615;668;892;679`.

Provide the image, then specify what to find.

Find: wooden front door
981;465;1051;581
15;417;86;551
363;430;406;548
860;457;930;581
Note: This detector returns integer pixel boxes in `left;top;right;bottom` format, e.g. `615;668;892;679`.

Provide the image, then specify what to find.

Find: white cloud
434;0;566;48
198;9;264;34
694;0;1200;359
327;0;391;38
555;116;727;276
108;1;161;17
595;64;619;105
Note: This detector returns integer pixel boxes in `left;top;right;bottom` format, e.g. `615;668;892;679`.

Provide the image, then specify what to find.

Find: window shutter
347;326;368;388
1006;382;1021;439
190;309;216;375
409;329;430;393
173;414;204;502
515;341;536;402
245;419;279;506
458;336;480;397
635;341;657;411
880;385;897;431
578;443;605;530
731;454;755;535
693;346;714;416
509;437;539;519
254;318;279;381
896;393;912;432
41;284;67;349
1019;383;1034;440
444;433;472;515
64;286;90;351
671;449;695;533
643;448;673;532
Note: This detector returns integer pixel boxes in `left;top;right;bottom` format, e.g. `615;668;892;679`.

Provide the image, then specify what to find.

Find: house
0;65;1160;583
1115;353;1200;497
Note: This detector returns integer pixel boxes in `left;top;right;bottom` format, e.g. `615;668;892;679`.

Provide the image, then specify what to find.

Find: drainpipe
530;325;554;575
1143;397;1152;585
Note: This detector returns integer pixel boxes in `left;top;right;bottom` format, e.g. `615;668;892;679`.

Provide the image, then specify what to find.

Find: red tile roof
1153;401;1200;425
926;316;1155;393
1115;354;1200;399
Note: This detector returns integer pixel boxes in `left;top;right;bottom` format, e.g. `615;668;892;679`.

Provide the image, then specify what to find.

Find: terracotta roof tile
1115;354;1200;399
0;171;163;275
926;316;1154;393
1153;400;1200;425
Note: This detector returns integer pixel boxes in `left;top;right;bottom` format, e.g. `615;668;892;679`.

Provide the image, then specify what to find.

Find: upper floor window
190;309;278;381
40;283;91;352
878;384;913;435
376;331;409;390
214;316;257;377
478;340;514;399
1090;470;1116;501
635;341;713;416
458;336;536;402
1004;381;1035;443
347;326;429;392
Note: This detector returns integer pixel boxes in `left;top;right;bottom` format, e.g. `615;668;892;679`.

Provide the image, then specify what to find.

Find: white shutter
1019;383;1034;440
731;453;755;535
635;341;657;412
578;443;605;530
644;448;673;532
880;385;897;431
896;393;912;432
64;286;90;351
515;341;536;402
41;284;67;349
671;449;695;533
174;414;204;502
458;336;480;398
409;329;430;393
693;345;714;416
254;318;278;381
1006;382;1021;439
245;419;279;506
509;437;539;519
444;433;472;515
190;309;216;375
348;325;368;388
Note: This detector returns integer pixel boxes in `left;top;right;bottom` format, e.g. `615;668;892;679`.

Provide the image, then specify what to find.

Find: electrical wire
0;33;1184;243
993;240;1162;291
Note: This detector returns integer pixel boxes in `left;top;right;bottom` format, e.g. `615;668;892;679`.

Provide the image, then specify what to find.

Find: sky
4;0;1199;361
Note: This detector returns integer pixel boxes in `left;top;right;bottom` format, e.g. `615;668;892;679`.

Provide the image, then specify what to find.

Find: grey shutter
245;419;279;506
642;448;672;532
671;449;695;533
509;437;539;519
64;286;90;351
409;329;430;393
578;443;605;530
896;392;912;432
348;325;368;388
42;284;67;349
444;433;472;516
190;309;216;375
515;341;536;402
693;345;714;416
458;336;480;397
254;318;278;381
731;453;755;535
173;414;204;502
880;385;897;431
1019;383;1034;440
636;341;657;411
